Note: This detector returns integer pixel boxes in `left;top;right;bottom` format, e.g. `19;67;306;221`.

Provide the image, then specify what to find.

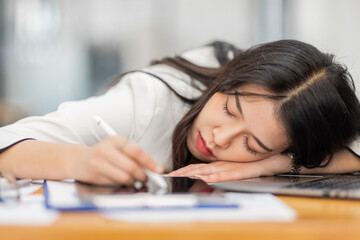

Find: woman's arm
300;148;360;174
0;138;163;185
0;140;87;180
0;71;169;184
169;148;360;182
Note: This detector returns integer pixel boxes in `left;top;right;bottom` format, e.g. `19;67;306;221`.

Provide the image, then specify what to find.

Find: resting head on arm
169;39;360;181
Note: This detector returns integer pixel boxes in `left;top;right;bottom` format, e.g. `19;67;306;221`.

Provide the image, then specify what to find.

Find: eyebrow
233;95;273;153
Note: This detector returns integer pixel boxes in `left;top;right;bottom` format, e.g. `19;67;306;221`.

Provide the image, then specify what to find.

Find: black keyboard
291;175;360;190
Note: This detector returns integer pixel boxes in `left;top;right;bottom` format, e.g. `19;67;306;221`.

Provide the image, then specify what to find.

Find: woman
1;40;360;185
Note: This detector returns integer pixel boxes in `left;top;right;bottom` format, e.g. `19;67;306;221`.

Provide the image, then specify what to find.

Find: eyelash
243;136;258;155
223;97;258;155
223;99;234;118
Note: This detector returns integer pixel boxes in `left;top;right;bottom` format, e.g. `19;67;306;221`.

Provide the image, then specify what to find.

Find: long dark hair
171;39;360;171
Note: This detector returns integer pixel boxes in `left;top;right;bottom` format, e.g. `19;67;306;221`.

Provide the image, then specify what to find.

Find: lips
196;133;214;157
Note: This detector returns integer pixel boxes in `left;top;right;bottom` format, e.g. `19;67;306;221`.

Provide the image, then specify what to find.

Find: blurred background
1;0;360;125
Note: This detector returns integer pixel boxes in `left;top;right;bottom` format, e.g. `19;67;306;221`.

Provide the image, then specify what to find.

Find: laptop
211;174;360;200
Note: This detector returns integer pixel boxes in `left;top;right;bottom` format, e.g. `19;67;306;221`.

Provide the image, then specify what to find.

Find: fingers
109;136;164;173
168;162;239;183
94;143;147;183
168;164;208;177
198;170;254;183
168;161;227;177
89;159;136;185
196;172;229;183
83;136;164;186
168;160;266;183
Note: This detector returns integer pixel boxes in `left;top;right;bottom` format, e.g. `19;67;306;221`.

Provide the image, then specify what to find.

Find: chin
193;155;212;164
187;145;206;162
194;152;213;162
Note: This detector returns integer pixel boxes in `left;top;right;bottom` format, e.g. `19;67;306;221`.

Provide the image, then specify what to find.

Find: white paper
0;194;59;226
45;179;84;208
101;193;297;222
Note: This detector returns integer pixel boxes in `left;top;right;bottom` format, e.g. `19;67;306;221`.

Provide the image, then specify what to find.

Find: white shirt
0;46;219;171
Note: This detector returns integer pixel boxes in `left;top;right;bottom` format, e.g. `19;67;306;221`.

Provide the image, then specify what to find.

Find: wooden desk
1;195;360;240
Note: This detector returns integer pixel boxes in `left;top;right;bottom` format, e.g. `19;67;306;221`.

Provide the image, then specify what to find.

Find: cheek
195;106;224;129
197;93;226;123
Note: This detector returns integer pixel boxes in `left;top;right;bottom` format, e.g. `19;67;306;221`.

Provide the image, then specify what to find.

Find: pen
94;115;168;190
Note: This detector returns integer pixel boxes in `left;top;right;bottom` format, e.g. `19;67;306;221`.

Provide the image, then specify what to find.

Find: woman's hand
168;154;292;182
71;136;163;186
0;137;163;186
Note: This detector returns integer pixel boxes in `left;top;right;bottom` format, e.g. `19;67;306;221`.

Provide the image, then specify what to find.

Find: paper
101;193;297;222
0;194;59;226
44;179;94;210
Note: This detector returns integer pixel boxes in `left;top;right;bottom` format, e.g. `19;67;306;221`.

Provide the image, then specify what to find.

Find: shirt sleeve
0;71;158;151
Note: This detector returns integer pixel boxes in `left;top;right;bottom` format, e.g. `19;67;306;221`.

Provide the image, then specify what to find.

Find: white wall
284;0;360;94
2;0;260;115
2;0;360;115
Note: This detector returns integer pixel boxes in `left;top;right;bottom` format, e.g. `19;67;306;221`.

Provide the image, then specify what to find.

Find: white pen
94;115;168;190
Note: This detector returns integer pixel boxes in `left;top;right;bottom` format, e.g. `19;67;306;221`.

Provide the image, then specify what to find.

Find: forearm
300;149;360;174
0;140;90;180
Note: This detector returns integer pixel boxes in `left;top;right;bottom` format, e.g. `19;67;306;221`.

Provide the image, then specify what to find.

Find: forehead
235;85;289;151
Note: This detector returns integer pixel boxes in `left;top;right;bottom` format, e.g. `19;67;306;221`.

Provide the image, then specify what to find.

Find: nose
212;123;243;149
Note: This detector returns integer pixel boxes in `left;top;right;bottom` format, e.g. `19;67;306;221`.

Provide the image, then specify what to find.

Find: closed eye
243;136;258;155
223;97;235;118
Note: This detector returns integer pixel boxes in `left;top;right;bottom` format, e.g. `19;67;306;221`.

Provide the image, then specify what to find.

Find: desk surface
1;195;360;240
